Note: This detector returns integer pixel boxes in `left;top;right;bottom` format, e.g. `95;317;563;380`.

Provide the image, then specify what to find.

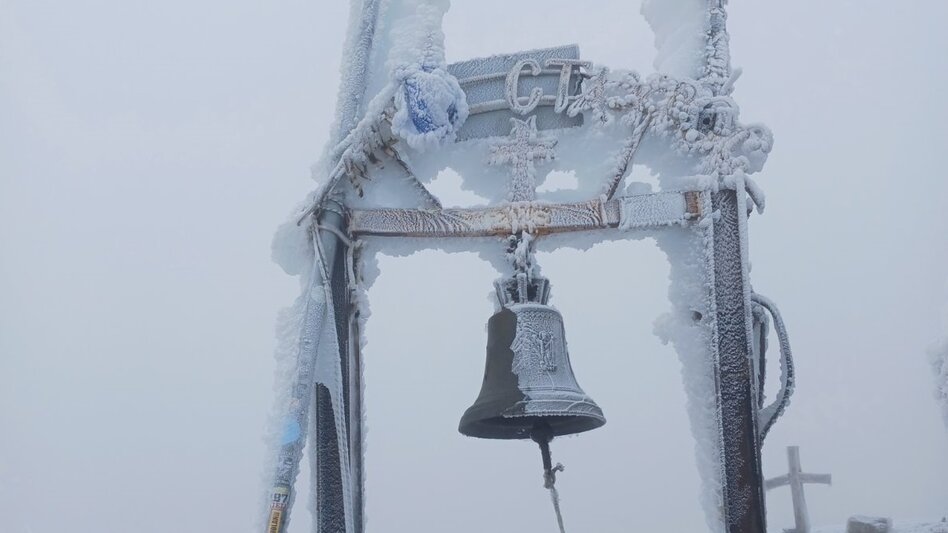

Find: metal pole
311;1;382;531
312;208;349;533
710;187;767;533
346;276;364;533
266;1;382;531
265;208;345;533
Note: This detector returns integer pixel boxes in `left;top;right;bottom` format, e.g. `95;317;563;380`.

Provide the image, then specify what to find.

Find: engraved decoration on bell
511;308;564;379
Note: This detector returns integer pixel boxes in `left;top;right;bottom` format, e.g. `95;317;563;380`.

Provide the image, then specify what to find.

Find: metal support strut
711;188;767;533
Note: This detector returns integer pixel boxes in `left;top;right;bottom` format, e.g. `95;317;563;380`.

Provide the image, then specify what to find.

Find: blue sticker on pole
280;418;302;445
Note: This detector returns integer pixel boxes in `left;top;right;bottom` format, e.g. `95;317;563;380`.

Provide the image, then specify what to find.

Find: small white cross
765;446;832;533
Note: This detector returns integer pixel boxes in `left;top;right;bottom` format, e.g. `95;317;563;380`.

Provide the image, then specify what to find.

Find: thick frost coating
267;1;782;531
392;65;468;150
488;116;557;202
565;67;772;190
262;0;383;531
261;239;321;531
653;212;726;533
641;0;709;81
618;192;688;230
642;0;733;95
282;0;469;234
388;2;468;150
752;293;795;440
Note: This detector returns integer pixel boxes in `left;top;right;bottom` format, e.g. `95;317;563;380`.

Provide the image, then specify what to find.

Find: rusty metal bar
710;187;767;533
348;191;701;238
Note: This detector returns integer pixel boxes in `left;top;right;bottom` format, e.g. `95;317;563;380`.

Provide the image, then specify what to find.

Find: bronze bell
459;302;606;440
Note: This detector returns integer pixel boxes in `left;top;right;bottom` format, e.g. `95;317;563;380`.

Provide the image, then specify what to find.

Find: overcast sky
1;1;946;533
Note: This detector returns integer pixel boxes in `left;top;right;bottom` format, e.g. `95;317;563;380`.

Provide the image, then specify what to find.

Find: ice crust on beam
618;192;689;230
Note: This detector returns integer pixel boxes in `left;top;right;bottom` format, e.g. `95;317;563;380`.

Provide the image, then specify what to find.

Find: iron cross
488;116;557;202
765;446;832;533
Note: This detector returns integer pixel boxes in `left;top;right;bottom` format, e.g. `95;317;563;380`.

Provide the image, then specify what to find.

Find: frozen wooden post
765;446;832;533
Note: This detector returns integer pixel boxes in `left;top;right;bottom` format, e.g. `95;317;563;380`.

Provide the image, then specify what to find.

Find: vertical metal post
710;187;767;533
347;285;364;533
311;208;350;533
309;0;382;530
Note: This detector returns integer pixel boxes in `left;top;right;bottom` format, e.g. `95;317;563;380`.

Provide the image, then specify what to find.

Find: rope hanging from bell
458;234;604;533
531;421;568;533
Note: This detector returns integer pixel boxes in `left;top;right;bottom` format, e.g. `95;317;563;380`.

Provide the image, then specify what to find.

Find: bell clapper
531;421;568;533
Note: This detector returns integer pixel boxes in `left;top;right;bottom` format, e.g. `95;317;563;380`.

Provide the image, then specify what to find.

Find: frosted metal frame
302;183;767;533
268;1;779;532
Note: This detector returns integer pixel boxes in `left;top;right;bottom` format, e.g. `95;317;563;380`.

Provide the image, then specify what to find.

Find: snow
641;0;709;81
654;221;726;532
641;0;732;95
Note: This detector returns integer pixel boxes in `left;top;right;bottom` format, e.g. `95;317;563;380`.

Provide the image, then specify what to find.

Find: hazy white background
1;1;946;532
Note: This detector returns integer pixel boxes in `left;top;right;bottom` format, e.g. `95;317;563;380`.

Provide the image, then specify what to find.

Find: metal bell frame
264;1;798;533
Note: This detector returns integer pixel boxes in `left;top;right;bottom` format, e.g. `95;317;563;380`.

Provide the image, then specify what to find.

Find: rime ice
265;0;781;532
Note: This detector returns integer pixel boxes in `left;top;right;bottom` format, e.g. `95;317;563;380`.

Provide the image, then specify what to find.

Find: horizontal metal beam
348;191;701;238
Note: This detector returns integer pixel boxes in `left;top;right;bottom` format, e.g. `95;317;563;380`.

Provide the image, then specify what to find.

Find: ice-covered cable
752;293;796;440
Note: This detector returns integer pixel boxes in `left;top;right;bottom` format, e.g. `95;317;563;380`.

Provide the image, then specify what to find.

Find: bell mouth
459;407;605;440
